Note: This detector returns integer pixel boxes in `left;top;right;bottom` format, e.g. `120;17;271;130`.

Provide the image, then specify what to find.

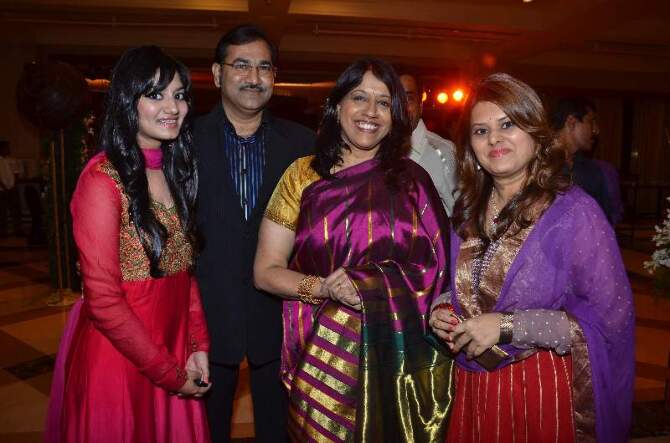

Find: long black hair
98;45;198;278
311;57;411;190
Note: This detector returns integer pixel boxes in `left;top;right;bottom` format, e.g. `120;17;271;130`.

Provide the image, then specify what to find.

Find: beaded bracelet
297;275;322;305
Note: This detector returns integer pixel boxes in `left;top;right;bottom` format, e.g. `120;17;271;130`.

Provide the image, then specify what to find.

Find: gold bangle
499;312;514;344
297;275;322;305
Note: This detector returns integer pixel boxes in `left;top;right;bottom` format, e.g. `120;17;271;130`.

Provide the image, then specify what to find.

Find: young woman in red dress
45;46;212;443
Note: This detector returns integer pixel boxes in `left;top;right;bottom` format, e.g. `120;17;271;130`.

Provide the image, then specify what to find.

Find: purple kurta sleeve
512;309;572;354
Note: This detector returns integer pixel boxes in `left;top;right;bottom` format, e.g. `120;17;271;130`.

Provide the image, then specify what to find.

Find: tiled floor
0;235;668;442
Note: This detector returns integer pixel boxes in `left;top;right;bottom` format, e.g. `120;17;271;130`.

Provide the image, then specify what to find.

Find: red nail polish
433;303;449;311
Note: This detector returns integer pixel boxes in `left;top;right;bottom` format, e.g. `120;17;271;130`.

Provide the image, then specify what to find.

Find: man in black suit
194;25;315;442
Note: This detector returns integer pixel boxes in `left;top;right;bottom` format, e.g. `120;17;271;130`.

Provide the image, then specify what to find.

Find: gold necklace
488;191;501;233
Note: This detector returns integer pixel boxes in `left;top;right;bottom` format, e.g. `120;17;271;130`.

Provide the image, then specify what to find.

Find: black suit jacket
194;105;315;365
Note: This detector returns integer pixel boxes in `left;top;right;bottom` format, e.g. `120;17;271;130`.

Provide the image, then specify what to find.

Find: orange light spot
421;91;427;103
452;89;464;102
482;53;496;69
436;92;448;104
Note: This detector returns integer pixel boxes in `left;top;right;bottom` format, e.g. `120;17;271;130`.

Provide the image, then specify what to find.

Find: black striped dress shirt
222;119;266;220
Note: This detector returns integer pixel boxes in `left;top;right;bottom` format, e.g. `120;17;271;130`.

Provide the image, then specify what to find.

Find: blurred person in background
398;70;458;216
0;141;17;237
550;97;617;224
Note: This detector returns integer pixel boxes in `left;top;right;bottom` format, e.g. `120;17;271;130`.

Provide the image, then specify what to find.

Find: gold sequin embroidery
97;160;193;281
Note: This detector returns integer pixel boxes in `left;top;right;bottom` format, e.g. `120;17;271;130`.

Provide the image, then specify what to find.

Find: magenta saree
275;157;455;442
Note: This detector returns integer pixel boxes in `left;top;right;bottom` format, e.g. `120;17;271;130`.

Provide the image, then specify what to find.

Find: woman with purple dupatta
429;73;634;443
254;58;455;442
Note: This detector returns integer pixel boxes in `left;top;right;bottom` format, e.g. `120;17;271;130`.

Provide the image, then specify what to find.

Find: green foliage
41;113;96;291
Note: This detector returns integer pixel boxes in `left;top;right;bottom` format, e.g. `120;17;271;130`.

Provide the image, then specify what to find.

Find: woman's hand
429;307;459;341
186;351;210;384
322;267;361;310
448;313;502;359
178;378;207;397
179;351;211;397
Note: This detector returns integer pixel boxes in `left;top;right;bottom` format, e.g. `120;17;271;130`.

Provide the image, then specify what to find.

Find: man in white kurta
399;73;458;215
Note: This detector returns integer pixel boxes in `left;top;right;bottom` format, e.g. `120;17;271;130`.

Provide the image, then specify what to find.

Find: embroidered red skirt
446;351;575;443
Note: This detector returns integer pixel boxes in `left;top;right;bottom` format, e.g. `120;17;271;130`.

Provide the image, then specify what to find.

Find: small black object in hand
194;378;209;387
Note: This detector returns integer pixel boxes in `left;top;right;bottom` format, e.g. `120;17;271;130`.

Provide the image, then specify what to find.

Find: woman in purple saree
430;73;634;442
254;58;455;442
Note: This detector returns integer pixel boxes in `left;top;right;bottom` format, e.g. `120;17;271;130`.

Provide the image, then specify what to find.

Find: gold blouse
264;155;321;231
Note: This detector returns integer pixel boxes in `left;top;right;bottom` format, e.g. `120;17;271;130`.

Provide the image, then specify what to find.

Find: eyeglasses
221;61;277;77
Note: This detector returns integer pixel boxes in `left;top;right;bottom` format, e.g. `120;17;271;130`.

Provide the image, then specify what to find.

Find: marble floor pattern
0;236;668;442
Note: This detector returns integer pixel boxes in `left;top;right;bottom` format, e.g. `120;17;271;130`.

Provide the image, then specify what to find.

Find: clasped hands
316;267;361;311
177;351;211;398
429;309;502;359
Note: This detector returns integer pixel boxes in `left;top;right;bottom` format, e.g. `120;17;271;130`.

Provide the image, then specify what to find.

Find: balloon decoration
16;61;90;306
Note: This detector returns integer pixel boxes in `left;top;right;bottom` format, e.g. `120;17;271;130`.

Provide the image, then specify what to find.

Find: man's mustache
239;83;267;92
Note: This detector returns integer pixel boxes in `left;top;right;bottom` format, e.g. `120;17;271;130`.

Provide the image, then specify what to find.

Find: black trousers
206;358;288;443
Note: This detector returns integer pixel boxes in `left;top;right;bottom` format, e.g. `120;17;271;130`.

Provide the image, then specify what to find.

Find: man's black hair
549;96;597;131
214;24;277;65
394;67;424;98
